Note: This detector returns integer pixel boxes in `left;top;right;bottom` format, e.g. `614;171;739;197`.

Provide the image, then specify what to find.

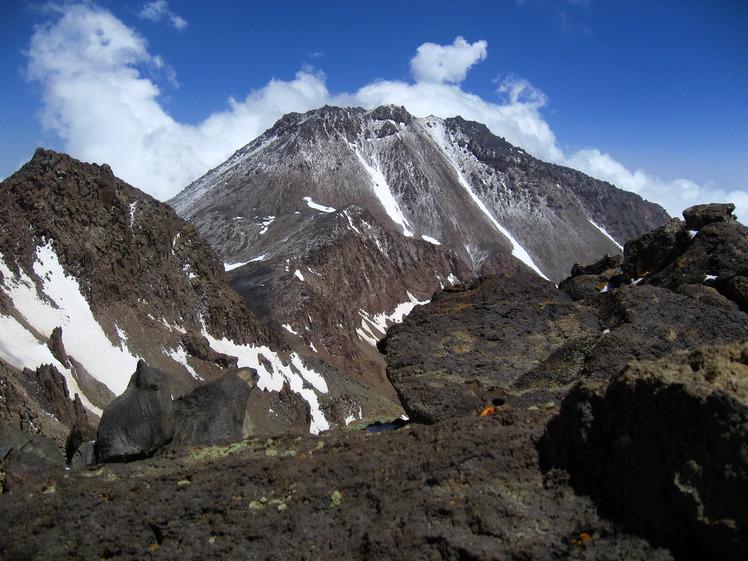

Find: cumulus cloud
410;37;487;84
25;3;746;221
27;3;328;199
137;0;187;30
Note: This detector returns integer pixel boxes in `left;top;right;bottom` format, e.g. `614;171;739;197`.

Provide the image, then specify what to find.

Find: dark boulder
542;341;748;561
65;419;96;467
682;202;736;230
181;330;238;369
94;360;174;463
172;368;256;447
0;420;64;493
621;217;692;281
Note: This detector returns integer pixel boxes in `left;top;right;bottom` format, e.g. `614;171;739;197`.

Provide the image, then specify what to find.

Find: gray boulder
172;368;256;446
95;360;174;463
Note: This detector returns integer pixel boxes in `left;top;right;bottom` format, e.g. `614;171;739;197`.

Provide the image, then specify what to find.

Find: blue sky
2;0;747;220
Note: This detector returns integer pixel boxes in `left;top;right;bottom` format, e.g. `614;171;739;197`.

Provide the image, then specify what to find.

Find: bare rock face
542;341;748;561
380;270;600;422
170;105;667;413
172;369;255;447
95;360;175;463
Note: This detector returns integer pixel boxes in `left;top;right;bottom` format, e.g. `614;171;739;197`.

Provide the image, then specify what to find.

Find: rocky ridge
0;149;394;447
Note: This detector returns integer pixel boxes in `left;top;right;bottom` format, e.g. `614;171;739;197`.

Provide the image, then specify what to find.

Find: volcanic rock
380;270;601;422
172;369;254;447
95;360;175;463
0;410;671;560
542;340;748;560
682;202;736;230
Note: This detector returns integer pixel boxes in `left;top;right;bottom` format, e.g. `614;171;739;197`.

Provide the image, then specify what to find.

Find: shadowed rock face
541;341;748;561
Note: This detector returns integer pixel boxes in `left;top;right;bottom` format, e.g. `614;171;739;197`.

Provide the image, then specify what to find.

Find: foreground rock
0;410;671;560
542;341;748;560
384;204;748;424
95;361;175;463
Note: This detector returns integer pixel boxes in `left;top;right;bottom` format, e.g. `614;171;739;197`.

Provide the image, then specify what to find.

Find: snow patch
128;201;138;228
422;235;442;245
199;332;330;434
0;244;146;412
283;324;299;335
259;215;275;235
294;269;305;281
353;149;414;237
704;274;718;282
588;218;624;251
356;292;430;346
167;345;203;381
303;196;335;213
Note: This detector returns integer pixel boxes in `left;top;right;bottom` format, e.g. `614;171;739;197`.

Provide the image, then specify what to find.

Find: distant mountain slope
170;105;668;399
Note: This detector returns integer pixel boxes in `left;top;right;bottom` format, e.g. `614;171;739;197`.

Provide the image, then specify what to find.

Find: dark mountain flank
0;149;391;447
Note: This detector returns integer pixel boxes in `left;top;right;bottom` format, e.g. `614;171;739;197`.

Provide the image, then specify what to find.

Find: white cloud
410;37;487;84
25;3;747;222
27;3;328;199
137;0;187;30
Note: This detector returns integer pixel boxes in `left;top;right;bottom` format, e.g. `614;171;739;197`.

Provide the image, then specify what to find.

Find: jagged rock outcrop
0;149;346;442
379;270;600;422
95;361;175;463
383;204;748;424
542;341;748;561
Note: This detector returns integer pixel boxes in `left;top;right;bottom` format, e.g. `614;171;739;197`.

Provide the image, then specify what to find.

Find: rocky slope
0;203;744;560
0;149;393;445
170;104;668;401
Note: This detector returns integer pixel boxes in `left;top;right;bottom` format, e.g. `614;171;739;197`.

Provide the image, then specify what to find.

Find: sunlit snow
303;196;335;213
353;149;414;237
0;243;146;413
588;218;623;251
199;331;330;434
422;235;442;245
356;292;429;346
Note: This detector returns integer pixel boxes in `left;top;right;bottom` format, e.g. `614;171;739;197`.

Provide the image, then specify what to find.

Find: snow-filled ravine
198;331;331;434
0;243;140;415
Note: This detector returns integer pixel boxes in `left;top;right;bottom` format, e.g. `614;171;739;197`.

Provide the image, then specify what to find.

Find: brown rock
542;341;748;560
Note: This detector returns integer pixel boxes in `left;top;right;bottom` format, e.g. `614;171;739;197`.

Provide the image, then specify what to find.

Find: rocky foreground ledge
1;203;747;560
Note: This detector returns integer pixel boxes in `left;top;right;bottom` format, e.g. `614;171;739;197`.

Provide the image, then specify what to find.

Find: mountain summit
170;105;668;402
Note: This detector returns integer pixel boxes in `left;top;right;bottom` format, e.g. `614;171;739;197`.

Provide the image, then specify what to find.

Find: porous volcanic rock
380;270;601;422
386;205;748;425
542;340;748;561
0;410;671;560
95;360;175;463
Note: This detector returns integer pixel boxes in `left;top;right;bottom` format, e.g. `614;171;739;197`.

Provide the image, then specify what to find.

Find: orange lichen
571;532;591;546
